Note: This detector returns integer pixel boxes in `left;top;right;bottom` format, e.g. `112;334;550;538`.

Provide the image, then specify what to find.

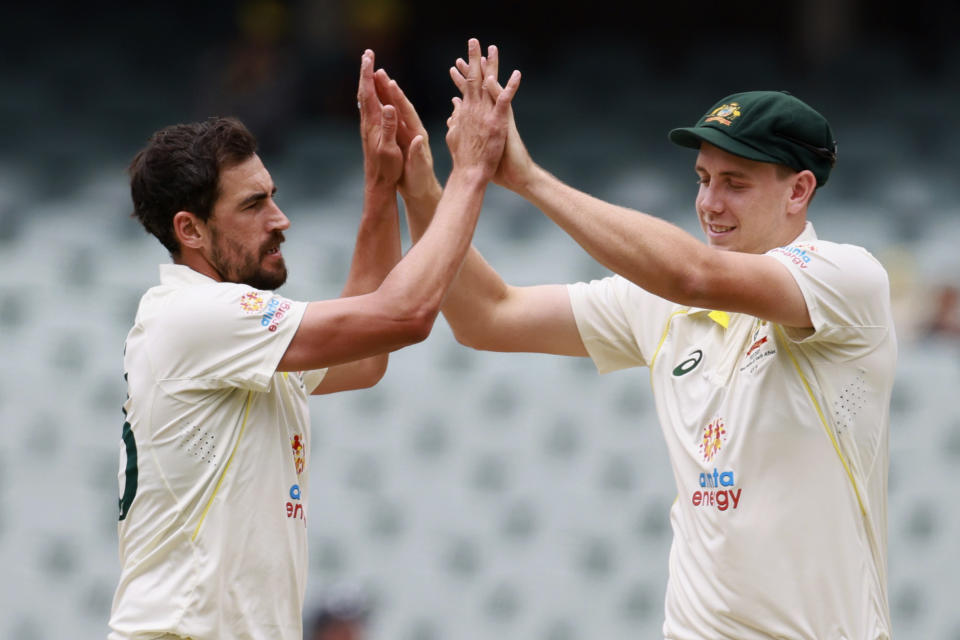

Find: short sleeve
567;275;674;374
301;369;328;393
147;284;308;392
766;240;892;351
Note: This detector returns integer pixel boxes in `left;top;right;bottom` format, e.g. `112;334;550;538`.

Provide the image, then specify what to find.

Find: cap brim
668;126;781;165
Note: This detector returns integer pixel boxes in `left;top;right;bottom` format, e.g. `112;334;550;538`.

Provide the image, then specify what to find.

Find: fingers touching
450;42;514;103
494;70;521;115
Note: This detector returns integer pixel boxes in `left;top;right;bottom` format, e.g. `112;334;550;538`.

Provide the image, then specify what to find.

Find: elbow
375;288;440;348
450;323;483;350
399;306;438;346
360;355;389;389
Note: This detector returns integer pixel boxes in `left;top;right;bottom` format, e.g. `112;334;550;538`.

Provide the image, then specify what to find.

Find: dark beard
210;231;288;291
241;263;287;291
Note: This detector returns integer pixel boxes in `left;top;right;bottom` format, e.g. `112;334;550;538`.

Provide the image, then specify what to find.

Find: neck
175;249;225;282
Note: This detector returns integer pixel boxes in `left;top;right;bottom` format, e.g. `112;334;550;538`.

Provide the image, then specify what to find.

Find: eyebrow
694;165;752;179
236;186;277;209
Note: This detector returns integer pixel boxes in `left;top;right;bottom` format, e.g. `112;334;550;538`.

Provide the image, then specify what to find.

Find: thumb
409;134;424;157
381;105;398;145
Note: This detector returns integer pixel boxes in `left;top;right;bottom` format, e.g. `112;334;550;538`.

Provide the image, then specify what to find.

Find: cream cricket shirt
109;264;326;640
568;223;895;640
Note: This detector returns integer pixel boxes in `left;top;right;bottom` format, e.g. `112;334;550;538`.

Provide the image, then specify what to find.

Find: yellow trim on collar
707;310;730;328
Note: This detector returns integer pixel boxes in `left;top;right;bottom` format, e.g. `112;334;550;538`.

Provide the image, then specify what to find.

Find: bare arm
375;48;587;356
278;39;523;374
300;50;402;394
517;168;811;328
455;48;812;329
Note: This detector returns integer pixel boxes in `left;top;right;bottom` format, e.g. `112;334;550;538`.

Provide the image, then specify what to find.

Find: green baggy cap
669;90;837;186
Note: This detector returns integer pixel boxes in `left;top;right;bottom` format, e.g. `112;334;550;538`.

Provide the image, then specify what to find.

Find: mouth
263;232;286;261
707;223;736;235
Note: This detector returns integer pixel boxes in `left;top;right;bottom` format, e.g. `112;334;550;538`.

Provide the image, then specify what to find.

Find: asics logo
672;349;703;376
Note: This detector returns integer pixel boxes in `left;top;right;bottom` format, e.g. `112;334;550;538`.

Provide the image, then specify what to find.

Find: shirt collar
158;263;220;287
792;220;818;243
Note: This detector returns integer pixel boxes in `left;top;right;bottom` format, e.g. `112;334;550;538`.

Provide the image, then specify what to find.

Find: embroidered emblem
704;102;742;126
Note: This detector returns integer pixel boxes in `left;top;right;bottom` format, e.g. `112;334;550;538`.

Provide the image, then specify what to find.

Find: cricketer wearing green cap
390;42;895;639
669;90;838;187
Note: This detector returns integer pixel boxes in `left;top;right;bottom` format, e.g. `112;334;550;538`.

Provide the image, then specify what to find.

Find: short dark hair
129;117;258;256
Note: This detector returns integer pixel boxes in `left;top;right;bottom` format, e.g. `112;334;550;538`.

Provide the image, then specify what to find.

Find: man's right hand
373;67;442;205
358;49;403;189
451;44;533;193
444;38;521;181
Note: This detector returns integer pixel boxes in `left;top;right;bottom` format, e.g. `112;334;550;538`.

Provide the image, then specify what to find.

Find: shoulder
143;281;301;340
567;274;682;344
569;274;678;314
768;238;889;293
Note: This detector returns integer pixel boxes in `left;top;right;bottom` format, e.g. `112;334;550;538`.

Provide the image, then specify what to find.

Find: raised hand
445;38;521;180
373;67;441;203
450;44;533;193
358;49;403;188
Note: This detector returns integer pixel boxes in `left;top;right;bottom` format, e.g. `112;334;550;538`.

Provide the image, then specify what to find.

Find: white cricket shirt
568;223;895;640
109;264;326;640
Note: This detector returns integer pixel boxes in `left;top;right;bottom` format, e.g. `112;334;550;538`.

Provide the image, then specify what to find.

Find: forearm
378;167;489;321
519;166;708;305
400;179;442;244
402;177;515;343
342;185;402;297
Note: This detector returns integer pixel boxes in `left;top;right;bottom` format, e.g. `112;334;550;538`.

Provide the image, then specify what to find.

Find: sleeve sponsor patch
238;291;293;332
769;243;816;269
239;291;267;314
260;296;292;332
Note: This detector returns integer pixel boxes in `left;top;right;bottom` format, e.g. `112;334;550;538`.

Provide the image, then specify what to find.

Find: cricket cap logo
291;434;305;476
704;102;742;127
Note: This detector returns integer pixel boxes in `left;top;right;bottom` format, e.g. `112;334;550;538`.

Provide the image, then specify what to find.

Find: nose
698;182;723;216
268;201;290;231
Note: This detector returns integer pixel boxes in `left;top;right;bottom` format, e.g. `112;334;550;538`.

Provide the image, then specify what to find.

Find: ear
172;211;207;250
787;170;817;214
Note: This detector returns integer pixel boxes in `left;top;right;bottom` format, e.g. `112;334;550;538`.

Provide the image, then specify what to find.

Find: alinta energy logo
692;417;741;512
287;433;306;525
770;243;817;270
286;483;305;524
261;296;292;332
692;468;742;512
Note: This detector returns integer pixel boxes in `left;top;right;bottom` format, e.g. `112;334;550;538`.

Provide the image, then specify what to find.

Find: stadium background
1;1;959;638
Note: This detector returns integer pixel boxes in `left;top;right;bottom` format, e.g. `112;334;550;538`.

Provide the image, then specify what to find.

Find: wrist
512;162;547;199
364;177;398;195
448;164;493;189
363;183;399;211
399;178;442;209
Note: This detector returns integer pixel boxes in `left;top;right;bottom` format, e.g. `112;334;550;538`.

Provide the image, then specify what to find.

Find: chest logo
672;349;703;376
699;417;728;462
291;434;305;476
